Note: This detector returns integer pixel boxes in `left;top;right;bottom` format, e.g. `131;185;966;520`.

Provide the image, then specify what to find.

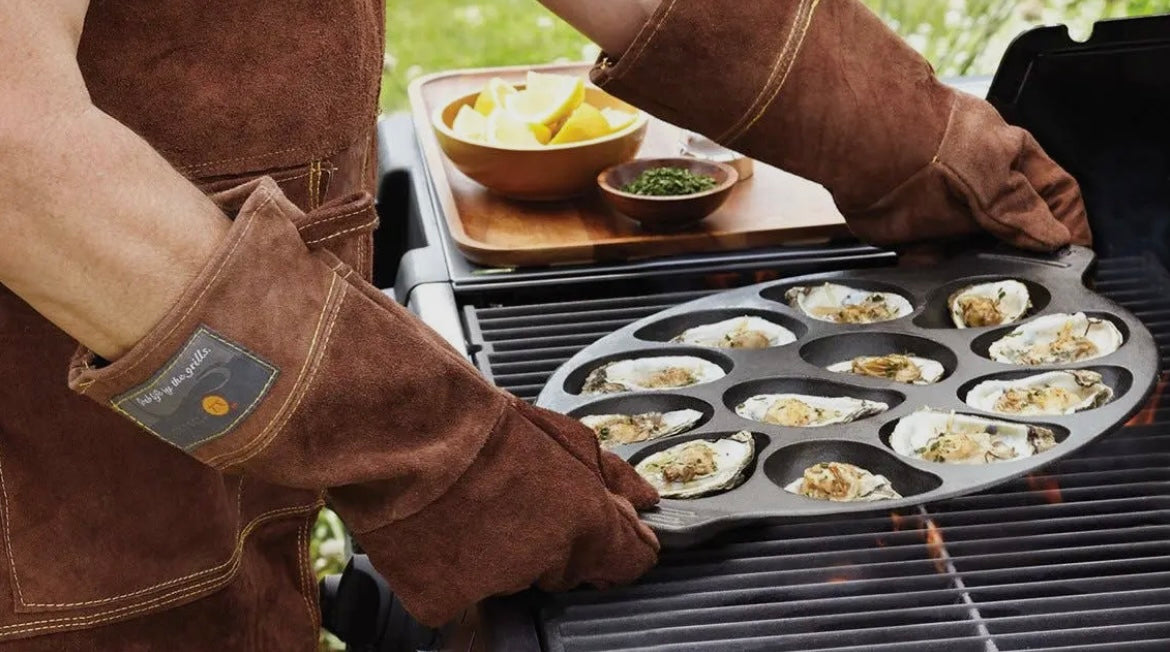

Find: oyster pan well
987;312;1124;365
579;409;704;449
784;462;902;502
965;370;1113;416
634;431;756;499
671;315;797;349
736;393;889;427
948;279;1032;328
581;355;726;395
889;409;1059;464
785;283;914;324
826;354;946;385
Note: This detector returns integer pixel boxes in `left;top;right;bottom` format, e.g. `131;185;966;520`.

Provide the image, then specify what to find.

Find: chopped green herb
622;167;719;196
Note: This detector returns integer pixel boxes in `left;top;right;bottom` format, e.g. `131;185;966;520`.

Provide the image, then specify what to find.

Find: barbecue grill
322;15;1170;652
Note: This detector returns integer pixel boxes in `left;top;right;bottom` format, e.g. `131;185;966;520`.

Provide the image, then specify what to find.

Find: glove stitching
719;0;820;145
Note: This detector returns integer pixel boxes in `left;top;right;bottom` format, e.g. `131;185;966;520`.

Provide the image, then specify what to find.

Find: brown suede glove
591;0;1092;251
68;178;658;627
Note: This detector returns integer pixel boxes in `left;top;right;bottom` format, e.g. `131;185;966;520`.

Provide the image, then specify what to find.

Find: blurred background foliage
379;0;1170;111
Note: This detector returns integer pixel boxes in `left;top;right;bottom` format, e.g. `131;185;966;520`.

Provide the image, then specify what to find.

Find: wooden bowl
432;87;649;201
597;158;739;231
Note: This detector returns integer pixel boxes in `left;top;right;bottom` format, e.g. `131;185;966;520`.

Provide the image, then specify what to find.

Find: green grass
381;0;593;111
380;0;1170;112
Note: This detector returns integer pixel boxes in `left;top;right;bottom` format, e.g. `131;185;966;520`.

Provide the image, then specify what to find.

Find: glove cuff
68;177;506;523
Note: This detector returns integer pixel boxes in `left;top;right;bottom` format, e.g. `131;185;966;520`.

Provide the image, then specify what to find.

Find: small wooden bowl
597;158;739;231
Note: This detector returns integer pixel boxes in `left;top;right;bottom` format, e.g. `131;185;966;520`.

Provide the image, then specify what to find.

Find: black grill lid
988;14;1170;267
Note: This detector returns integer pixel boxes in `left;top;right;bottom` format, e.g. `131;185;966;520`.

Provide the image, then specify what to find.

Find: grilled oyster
948;280;1031;328
785;283;913;324
826;354;946;385
581;356;726;395
965;370;1113;416
579;409;704;449
784;462;902;502
736;393;888;427
988;312;1124;366
889;409;1058;465
671;316;797;349
634;431;756;498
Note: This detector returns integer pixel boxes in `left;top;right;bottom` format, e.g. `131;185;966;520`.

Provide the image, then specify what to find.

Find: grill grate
465;254;1170;652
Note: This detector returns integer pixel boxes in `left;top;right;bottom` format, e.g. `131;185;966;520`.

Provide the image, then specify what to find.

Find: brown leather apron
0;1;382;647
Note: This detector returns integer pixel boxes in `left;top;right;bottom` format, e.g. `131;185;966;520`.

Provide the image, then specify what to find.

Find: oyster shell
784;462;903;502
889;409;1058;464
826;354;946;385
736;393;888;427
785;283;913;324
581;356;726;395
634;431;756;498
964;370;1113;416
579;409;705;449
671;316;797;350
948;280;1031;328
988;312;1124;366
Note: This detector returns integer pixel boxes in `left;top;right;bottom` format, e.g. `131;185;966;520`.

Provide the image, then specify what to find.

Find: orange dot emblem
201;395;231;417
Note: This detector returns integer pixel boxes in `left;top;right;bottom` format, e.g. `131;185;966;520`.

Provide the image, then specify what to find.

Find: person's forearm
536;0;661;55
0;2;229;360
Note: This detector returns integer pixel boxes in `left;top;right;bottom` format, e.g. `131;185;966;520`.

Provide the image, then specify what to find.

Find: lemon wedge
505;72;586;126
549;103;611;145
452;105;488;141
485;110;545;148
473;77;517;116
600;107;638;133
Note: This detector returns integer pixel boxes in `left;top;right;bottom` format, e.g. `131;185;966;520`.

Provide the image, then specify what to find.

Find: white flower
536;15;554;29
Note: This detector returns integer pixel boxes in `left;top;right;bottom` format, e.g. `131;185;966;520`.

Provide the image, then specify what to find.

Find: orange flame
924;519;948;574
1026;474;1063;504
1127;373;1167;427
889;511;907;532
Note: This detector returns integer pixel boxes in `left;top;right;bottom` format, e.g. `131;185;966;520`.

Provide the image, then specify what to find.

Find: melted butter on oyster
988;313;1123;366
581;356;726;395
890;409;1058;465
827;354;946;385
671;315;797;350
736;393;888;428
634;432;756;498
579;409;704;449
785;462;902;502
948;280;1031;328
785;283;913;325
965;370;1113;416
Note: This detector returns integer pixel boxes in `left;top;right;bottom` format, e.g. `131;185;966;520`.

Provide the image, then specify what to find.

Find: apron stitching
297;205;371;232
304;219;378;246
0;501;323;635
0;444;316;609
296;517;318;629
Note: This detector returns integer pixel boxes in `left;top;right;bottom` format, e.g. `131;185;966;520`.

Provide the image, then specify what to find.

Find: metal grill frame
465;254;1170;652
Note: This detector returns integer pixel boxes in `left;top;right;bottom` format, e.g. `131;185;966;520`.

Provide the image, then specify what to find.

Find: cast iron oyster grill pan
536;246;1161;548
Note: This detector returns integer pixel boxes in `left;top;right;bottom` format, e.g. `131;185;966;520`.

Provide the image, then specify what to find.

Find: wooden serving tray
408;63;849;268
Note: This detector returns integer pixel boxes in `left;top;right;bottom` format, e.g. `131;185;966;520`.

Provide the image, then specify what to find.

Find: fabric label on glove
111;325;279;450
